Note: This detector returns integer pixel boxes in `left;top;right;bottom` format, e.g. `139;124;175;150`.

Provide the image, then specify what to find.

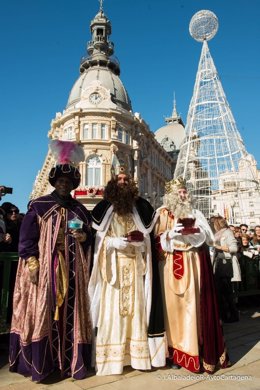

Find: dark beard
104;179;138;215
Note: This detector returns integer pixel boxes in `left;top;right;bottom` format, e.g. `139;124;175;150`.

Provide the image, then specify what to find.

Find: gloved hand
130;241;146;253
71;229;87;243
29;268;39;285
107;237;129;251
168;223;184;239
26;256;39;285
130;241;145;247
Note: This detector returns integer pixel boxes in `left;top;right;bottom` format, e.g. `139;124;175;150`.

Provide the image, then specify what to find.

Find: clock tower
31;3;174;209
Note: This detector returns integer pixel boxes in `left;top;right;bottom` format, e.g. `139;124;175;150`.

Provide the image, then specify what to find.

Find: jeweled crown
165;176;187;194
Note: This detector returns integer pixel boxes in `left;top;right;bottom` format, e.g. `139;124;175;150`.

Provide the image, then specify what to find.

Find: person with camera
153;177;230;374
0;185;13;200
89;169;165;376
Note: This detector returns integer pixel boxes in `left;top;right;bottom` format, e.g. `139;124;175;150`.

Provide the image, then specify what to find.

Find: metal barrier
0;252;19;332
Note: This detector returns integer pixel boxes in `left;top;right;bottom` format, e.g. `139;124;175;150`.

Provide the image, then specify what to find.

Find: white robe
88;206;166;375
154;207;216;371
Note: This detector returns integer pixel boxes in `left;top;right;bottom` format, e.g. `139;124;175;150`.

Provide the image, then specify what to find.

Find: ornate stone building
154;97;185;173
31;5;174;209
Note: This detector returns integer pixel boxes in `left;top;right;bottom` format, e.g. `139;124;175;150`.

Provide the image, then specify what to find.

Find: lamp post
230;200;235;225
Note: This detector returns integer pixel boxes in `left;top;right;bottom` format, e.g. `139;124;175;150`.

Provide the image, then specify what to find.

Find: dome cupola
66;1;131;111
80;2;120;76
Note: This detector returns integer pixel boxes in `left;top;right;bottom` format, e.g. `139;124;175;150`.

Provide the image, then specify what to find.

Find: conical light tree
175;10;260;225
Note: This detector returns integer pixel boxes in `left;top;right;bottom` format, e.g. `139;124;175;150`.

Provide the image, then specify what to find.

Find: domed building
31;4;174;209
154;97;185;174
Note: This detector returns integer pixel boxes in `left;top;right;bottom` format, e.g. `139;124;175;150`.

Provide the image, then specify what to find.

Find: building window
92;123;98;139
83;124;89;140
86;155;101;186
63;126;74;140
101;123;107;139
125;131;130;144
117;127;123;142
97;28;104;36
250;212;255;217
142;171;148;193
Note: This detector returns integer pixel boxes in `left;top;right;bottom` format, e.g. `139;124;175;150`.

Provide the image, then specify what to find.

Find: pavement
0;298;260;390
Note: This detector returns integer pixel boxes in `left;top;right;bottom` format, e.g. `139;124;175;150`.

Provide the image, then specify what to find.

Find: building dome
66;5;131;112
67;67;131;111
154;99;185;150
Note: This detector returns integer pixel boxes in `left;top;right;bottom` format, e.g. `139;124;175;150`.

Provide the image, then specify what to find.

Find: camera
0;186;13;196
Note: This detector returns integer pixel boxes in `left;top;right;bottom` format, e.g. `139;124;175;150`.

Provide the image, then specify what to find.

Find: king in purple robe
9;141;92;382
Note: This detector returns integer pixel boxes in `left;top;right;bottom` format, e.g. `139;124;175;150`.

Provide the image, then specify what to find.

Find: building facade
31;5;174;209
154;97;185;174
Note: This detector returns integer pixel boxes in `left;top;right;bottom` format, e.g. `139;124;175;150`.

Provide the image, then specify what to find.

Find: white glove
107;237;129;251
130;241;145;247
168;223;184;239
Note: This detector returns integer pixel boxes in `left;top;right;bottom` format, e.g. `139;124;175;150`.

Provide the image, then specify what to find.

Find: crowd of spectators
208;218;260;323
231;223;260;292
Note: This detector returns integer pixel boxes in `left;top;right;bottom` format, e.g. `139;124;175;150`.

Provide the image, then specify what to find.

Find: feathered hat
48;140;85;189
165;176;187;194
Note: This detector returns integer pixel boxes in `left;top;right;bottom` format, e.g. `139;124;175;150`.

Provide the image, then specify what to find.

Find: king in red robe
154;176;230;373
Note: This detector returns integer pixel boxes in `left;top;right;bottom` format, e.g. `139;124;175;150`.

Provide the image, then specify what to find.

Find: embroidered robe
89;199;165;376
154;207;230;373
9;195;92;382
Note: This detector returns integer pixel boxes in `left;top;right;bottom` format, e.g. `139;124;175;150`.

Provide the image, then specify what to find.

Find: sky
1;0;260;212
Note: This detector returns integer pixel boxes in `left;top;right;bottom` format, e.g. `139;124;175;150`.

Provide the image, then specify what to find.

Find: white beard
172;201;193;219
163;192;194;219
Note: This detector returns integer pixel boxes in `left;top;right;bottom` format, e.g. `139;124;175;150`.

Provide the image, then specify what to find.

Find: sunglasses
9;209;19;214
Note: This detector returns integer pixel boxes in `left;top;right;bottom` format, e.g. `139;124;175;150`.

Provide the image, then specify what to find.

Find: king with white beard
154;176;231;374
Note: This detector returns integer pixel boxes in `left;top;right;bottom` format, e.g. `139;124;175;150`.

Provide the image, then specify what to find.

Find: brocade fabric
154;207;230;373
9;195;92;382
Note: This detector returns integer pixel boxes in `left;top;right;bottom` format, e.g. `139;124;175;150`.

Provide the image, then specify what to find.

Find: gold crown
165;176;186;194
111;148;130;177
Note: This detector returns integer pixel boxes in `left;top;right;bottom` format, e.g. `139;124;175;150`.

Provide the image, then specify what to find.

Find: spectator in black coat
0;202;22;252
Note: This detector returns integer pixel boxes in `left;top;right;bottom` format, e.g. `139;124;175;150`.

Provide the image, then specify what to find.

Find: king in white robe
89;200;165;376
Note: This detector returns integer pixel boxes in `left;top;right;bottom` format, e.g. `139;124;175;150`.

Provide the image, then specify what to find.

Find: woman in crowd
210;216;241;323
238;233;259;292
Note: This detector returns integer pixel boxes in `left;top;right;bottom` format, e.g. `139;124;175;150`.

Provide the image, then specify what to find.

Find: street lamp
230;200;235;224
